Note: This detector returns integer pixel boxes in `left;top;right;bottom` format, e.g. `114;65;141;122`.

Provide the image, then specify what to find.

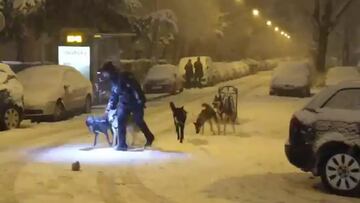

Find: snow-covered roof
17;65;76;87
145;64;177;80
271;61;310;88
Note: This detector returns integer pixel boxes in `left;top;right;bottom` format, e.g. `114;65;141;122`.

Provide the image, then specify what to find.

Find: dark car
285;81;360;196
143;64;183;94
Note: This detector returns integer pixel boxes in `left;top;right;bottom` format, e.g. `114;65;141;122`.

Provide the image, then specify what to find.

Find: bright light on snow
31;144;190;165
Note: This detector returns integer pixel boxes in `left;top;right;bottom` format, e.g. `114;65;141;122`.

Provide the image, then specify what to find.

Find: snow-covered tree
132;9;178;59
0;0;43;60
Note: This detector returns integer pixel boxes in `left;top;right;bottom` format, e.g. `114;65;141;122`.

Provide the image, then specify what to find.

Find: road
0;71;358;203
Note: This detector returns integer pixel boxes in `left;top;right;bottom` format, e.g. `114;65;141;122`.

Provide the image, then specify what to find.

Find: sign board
58;46;90;79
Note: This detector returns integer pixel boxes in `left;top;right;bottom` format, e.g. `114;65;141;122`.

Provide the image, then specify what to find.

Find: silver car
17;65;93;121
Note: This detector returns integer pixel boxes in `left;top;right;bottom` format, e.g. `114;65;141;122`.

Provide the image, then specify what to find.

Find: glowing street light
266;20;272;26
234;0;244;4
280;31;285;35
274;27;279;32
252;9;260;17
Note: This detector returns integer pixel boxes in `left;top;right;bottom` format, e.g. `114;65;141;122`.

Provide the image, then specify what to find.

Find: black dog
194;103;220;135
85;115;112;147
170;102;187;143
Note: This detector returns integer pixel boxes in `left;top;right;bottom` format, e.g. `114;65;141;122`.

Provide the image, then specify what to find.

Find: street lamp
252;9;260;17
266;20;272;26
280;31;285;35
274;27;279;32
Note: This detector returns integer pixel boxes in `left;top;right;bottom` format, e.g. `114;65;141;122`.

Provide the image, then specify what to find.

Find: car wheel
0;106;21;130
53;102;66;121
84;96;92;113
321;151;360;196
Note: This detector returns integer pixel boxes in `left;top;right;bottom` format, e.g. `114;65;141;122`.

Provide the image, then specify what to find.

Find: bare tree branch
331;0;354;27
313;0;321;25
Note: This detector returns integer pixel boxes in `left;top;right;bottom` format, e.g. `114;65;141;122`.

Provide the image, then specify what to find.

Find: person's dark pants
194;76;202;87
185;75;193;88
115;105;154;150
131;106;154;144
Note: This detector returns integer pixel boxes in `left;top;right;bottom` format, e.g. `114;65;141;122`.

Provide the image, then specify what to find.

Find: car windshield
304;87;335;110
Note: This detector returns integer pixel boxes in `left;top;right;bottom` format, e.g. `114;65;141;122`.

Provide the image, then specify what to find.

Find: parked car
270;61;311;97
143;64;183;94
326;66;360;86
178;56;216;86
0;63;24;130
2;61;54;73
285;81;360;196
17;65;93;121
242;58;260;73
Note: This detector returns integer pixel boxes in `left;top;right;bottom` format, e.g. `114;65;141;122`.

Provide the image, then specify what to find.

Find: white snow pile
0;63;24;107
271;61;310;88
213;61;250;82
325;66;360;86
145;64;178;81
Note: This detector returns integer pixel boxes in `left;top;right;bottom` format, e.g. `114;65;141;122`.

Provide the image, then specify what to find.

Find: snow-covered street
0;71;358;203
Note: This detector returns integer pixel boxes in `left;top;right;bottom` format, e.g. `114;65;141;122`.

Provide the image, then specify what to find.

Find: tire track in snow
97;172;127;203
121;167;176;203
0;129;89;203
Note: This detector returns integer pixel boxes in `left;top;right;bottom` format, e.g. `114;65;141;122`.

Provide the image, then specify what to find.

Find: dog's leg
176;124;180;140
180;124;184;143
112;127;118;148
93;133;98;147
201;124;205;135
209;119;215;135
224;117;227;135
105;132;112;147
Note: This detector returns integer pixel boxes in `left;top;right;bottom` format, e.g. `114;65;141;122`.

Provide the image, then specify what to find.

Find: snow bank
325;66;360;86
271;61;310;88
213;61;251;82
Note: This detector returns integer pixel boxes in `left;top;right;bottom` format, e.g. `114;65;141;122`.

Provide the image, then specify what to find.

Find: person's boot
144;136;154;148
115;144;128;151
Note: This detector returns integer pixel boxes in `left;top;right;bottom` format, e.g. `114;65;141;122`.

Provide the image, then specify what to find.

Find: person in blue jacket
99;62;155;151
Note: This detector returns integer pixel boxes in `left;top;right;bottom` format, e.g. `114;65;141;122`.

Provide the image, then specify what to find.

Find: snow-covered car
0;63;24;130
285;81;360;196
143;64;183;94
242;58;259;73
178;56;216;86
326;66;360;86
17;65;93;121
270;61;311;97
